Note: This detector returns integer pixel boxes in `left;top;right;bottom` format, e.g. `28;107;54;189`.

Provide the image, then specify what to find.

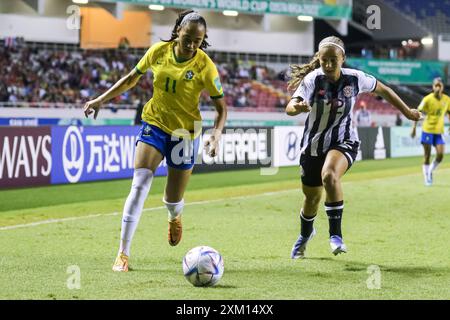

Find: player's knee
303;192;321;207
322;170;338;188
131;168;153;193
436;154;444;162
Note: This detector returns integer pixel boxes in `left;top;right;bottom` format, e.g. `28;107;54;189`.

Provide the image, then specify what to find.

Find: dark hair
162;10;210;50
287;36;345;92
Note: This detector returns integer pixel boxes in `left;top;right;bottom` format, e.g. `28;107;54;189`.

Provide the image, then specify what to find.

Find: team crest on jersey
185;70;195;80
343;86;353;98
143;125;151;136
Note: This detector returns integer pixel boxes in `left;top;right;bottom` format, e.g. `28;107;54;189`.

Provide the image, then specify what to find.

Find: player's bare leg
322;150;349;255
164;167;193;246
113;142;163;272
322;150;347;202
302;185;323;217
435;144;445;163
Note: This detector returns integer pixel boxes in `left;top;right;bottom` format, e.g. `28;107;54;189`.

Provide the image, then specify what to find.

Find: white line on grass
0;189;297;231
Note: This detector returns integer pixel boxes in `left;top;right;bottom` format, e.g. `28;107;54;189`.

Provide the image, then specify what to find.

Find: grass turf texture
0;156;449;299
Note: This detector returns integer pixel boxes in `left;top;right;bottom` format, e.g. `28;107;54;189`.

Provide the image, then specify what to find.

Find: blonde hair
288;36;345;92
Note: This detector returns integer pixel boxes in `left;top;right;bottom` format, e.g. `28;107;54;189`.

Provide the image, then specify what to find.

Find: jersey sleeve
292;73;315;102
356;70;377;93
203;59;224;99
135;43;159;74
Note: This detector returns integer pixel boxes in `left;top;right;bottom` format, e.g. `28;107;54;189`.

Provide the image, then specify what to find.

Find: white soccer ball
182;246;224;287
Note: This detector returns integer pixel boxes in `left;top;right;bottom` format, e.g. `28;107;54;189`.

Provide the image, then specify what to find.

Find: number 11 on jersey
165;77;176;93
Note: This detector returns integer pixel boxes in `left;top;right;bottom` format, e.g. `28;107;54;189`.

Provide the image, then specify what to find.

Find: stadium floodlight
222;10;239;17
72;0;88;4
148;4;164;11
297;15;313;22
421;37;433;45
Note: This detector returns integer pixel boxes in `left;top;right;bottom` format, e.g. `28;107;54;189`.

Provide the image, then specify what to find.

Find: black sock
300;210;316;238
325;200;344;238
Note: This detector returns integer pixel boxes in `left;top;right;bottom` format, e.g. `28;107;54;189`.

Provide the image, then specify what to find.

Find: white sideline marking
0;189;297;231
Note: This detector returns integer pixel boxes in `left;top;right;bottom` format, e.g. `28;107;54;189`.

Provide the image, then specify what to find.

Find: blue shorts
421;132;445;146
136;122;200;170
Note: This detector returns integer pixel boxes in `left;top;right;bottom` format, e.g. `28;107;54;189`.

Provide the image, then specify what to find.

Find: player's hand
293;100;311;113
83;98;102;119
405;109;422;121
204;135;219;157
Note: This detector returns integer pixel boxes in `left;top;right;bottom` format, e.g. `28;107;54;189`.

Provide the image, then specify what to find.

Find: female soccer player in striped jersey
411;77;450;186
286;36;422;259
83;11;227;272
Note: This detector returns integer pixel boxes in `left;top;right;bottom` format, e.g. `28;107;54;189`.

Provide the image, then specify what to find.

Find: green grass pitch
0;156;449;300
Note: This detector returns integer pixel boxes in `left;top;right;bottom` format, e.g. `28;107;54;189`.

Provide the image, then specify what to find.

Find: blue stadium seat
387;0;450;34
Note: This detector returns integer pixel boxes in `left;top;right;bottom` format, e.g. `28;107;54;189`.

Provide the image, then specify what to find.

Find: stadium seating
0;41;437;116
354;93;402;115
388;0;450;34
0;44;152;108
0;43;290;112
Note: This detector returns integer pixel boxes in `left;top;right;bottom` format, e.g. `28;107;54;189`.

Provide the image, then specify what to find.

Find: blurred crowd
203;56;287;110
0;43;288;111
0;42;405;118
0;45;151;109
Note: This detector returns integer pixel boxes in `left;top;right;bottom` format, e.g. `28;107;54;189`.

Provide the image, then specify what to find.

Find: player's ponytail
287;53;320;93
162;10;210;50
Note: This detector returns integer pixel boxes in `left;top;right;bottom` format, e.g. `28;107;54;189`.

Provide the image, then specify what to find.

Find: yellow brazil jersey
418;93;450;134
135;41;224;138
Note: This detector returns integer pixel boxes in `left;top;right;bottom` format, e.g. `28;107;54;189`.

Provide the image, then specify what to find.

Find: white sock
422;164;430;180
163;198;185;221
430;160;440;172
119;168;153;256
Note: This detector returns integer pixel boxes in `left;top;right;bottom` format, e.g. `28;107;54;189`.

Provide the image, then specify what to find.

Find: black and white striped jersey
292;67;377;157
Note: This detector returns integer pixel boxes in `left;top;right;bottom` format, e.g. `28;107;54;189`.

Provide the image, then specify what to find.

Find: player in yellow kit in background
412;77;450;186
83;10;228;272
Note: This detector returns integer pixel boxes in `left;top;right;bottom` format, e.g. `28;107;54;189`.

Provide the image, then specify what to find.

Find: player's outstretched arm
204;97;227;157
285;97;311;116
411;97;428;137
411;103;422;138
411;120;418;138
83;68;142;119
373;81;422;121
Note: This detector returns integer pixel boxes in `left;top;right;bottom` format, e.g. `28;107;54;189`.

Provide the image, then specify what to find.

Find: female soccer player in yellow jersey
411;77;450;186
83;10;228;272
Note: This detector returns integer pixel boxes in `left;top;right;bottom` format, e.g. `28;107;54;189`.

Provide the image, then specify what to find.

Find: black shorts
299;141;359;187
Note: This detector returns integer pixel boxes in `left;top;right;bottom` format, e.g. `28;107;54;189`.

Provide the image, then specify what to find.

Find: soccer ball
182;246;224;287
